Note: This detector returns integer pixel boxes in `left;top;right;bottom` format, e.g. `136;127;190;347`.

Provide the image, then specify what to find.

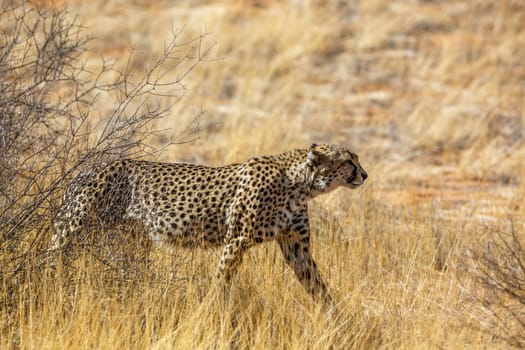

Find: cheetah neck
275;149;320;199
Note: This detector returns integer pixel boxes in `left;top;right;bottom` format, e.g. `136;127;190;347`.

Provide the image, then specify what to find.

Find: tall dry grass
2;0;525;349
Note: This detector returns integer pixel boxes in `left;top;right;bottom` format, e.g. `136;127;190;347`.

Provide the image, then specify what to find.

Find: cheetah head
306;143;367;194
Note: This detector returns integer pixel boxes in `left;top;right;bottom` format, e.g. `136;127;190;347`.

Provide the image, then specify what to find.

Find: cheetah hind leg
50;213;71;251
50;195;95;265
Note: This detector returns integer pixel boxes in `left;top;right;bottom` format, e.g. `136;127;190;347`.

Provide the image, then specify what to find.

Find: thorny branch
0;3;213;271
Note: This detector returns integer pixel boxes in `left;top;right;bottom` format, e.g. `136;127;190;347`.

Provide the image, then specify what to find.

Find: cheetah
53;144;367;302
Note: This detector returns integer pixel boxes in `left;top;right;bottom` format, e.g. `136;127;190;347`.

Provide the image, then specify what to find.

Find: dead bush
0;2;211;280
471;221;525;348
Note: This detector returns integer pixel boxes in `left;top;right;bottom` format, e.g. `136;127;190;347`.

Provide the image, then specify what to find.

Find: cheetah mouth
346;176;362;187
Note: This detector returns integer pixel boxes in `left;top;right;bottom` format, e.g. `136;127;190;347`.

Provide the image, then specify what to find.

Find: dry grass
3;0;525;348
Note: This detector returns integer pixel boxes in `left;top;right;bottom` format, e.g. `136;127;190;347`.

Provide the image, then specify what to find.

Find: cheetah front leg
277;210;333;304
216;235;251;282
278;235;333;304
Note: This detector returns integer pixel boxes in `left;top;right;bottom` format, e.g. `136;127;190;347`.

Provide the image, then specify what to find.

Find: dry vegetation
2;0;525;348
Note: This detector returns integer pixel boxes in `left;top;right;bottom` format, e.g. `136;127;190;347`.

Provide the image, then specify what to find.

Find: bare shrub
471;221;525;348
0;3;212;276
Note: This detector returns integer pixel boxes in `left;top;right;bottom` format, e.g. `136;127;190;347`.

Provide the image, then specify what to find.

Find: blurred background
39;0;524;219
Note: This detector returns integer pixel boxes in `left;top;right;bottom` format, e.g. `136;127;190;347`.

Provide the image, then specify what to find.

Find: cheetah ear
306;144;320;168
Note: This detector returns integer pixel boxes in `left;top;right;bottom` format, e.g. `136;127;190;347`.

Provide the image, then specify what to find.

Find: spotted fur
53;144;367;301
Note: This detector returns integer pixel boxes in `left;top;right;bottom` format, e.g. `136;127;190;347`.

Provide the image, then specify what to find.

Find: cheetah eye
332;160;348;171
345;160;356;168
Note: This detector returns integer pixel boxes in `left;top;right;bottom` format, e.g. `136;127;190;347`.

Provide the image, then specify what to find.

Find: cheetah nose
362;170;368;181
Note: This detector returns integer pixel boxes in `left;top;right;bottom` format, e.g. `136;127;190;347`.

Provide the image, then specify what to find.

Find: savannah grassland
2;0;525;349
